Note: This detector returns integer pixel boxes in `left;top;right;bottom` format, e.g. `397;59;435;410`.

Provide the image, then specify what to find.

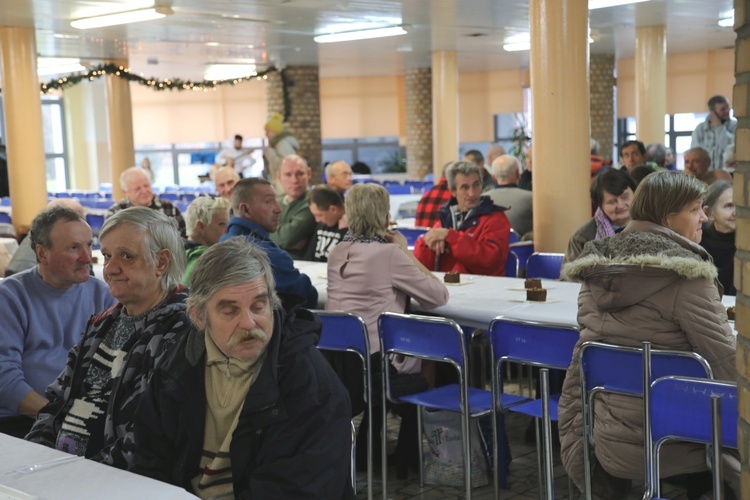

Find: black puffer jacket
132;300;354;499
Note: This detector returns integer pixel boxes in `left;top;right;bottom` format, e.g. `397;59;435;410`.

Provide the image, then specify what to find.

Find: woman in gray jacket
558;171;737;499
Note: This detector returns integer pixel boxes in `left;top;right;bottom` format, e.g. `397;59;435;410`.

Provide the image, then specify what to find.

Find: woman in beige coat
558;171;737;499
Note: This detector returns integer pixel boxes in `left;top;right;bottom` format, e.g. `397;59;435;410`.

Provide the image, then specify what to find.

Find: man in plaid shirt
108;167;186;237
415;162;453;228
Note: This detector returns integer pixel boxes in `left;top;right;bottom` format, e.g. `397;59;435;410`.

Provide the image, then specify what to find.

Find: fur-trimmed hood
561;220;718;311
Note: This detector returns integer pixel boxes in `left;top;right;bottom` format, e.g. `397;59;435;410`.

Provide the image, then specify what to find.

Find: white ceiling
0;0;737;82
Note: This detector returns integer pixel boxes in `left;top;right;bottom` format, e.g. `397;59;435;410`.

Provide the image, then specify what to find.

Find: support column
405;68;433;178
0;27;48;235
635;26;667;146
530;0;591;252
432;51;458;178
590;54;616;162
265;66;323;183
105;60;135;201
731;0;750;497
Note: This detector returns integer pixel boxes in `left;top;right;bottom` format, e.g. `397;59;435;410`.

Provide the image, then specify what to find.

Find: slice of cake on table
526;288;547;302
444;271;460;284
525;278;541;289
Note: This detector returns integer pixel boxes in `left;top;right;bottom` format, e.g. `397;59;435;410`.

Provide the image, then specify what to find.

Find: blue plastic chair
397;227;429;249
578;341;713;500
0;197;10;207
314;311;373;500
95;198;113;210
0;212;10;224
489;317;579;498
504;251;519;278
86;214;105;237
378;312;496;500
525;252;564;280
646;376;737;500
509;241;534;273
509;228;520;244
385;184;413;195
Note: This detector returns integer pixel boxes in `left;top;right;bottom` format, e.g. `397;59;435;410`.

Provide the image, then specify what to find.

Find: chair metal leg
540;368;555;499
351;421;358;493
535;419;544;496
367;388;373;499
582;392;593;500
382;368;388;500
711;395;723;500
417;406;424;487
462;411;472;500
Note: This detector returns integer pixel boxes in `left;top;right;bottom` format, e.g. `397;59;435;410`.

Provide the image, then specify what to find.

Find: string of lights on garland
0;63;293;121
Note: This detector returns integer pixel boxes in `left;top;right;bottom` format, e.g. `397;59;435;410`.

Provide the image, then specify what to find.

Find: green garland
0;63;278;94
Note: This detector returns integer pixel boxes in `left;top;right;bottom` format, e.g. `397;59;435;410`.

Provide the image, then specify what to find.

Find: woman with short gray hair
326;182;449;478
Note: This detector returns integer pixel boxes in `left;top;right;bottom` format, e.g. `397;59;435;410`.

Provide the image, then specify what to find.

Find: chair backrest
579;341;713;397
509;228;520;244
490;317;579;372
398;227;429;248
525;252;564;280
379;312;467;372
504;251;519;278
314;310;370;361
386;184;413;195
95;198;113;209
0;212;11;224
86;214;106;234
650;376;737;449
509;241;534;271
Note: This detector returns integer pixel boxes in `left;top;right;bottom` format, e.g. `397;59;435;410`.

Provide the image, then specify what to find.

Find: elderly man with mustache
132;237;354;499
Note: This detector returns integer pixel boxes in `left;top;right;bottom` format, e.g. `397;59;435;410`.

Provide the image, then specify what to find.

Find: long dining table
294;260;737;331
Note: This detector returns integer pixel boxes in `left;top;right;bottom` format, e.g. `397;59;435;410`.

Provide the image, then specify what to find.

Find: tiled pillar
530;0;591;253
105;60;135;201
635;26;667;146
733;0;750;496
0;27;48;235
405;68;433;178
590;54;616;162
266;66;323;183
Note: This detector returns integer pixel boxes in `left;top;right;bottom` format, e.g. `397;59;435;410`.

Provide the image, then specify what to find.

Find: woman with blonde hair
326;182;449;478
558;171;737;499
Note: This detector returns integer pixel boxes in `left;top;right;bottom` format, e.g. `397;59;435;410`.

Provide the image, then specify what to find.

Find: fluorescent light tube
71;6;173;30
503;32;594;52
37;57;87;76
589;0;651;9
718;10;735;27
204;64;257;81
314;26;406;44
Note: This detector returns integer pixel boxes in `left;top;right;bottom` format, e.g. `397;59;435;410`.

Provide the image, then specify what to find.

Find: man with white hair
487;155;534;236
132;238;354;498
325;160;353;196
0;205;115;438
182;196;231;286
214;166;240;201
27;208;191;470
108;166;186;236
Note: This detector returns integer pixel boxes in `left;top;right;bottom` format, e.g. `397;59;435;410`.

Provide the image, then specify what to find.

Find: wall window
322;137;404;174
616;113;708;169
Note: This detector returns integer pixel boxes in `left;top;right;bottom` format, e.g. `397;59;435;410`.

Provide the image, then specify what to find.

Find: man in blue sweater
222;178;318;308
0;205;115;438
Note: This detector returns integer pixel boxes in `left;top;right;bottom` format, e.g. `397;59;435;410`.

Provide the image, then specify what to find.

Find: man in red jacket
414;160;511;276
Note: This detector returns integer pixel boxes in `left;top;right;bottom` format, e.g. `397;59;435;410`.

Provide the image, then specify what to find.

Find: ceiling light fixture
37;57;87;76
503;32;595;52
718;10;735;27
588;0;651;9
314;26;406;44
204;63;257;81
70;6;173;30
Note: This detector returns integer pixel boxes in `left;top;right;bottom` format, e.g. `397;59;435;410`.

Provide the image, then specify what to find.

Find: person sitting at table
222;177;318;308
700;180;736;295
182;196;230;286
558;171;737;500
26;207;191;470
325;160;353;197
413;160;511;276
563;168;637;264
302;185;348;262
326;182;449;478
132;238;354;499
414;161;453;228
269;154;316;260
0;205;115;439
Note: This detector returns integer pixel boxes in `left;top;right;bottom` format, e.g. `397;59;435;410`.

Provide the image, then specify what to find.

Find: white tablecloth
388;194;422;219
0;434;196;499
295;261;581;330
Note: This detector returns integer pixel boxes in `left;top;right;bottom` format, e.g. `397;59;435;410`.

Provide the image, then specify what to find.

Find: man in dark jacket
132;238;353;499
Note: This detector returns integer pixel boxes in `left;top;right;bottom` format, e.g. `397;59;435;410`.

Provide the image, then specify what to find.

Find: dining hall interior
0;0;748;498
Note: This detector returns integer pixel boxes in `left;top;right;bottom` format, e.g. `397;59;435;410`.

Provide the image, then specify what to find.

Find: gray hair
100;207;186;293
491;155;521;181
30;205;87;252
185;196;230;238
590;138;599;155
446;160;483;190
230;177;271;212
685;147;711;166
703;181;733;217
345;183;389;238
325;160;350;179
630;170;707;226
645;143;667;168
119;166;150;191
723;144;735;169
186;237;281;326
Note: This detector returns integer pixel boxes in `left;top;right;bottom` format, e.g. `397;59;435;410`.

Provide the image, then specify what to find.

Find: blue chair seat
507;393;561;420
399;385;493;415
